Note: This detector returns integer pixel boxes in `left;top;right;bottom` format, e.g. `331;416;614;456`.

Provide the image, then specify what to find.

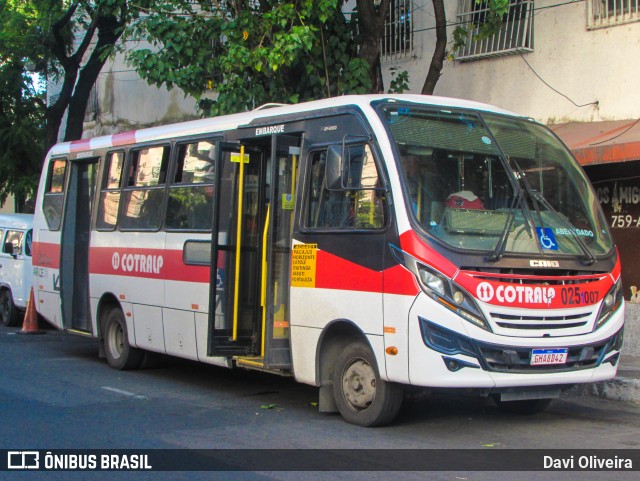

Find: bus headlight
418;267;450;298
595;278;623;329
416;264;491;332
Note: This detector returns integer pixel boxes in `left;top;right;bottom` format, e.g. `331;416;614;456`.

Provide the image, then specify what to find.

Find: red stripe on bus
32;242;60;269
314;249;382;292
35;241;418;294
384;264;420;296
33;243;211;283
112;131;137;147
89;247;210;282
313;249;418;295
399;230;458;278
70;139;92;153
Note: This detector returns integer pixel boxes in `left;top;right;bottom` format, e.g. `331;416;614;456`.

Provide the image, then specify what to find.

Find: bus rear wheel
332;341;403;427
103;307;143;370
0;289;20;327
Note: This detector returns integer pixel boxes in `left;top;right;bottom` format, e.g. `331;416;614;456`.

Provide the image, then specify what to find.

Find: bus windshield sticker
536;227;558;250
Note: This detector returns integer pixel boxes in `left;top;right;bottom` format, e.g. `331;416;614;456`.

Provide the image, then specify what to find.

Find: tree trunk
64;14;122;141
44;3;126;148
421;0;447;95
356;0;391;93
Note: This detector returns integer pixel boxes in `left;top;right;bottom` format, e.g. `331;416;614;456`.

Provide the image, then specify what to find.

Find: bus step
234;356;292;376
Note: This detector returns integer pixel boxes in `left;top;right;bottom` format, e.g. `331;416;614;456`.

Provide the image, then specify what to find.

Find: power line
589;118;640;146
517;52;598;109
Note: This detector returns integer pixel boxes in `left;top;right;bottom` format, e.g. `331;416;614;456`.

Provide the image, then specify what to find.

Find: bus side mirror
5;242;18;258
325;144;344;190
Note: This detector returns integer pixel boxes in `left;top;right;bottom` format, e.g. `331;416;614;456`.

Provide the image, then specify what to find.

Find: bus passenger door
209;143;266;356
208;136;299;368
261;135;300;368
60;159;98;333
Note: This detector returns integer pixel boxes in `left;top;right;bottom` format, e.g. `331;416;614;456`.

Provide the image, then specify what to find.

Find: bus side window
96;151;124;231
120;146;170;231
166;141;216;231
42;158;67;231
306;145;385;229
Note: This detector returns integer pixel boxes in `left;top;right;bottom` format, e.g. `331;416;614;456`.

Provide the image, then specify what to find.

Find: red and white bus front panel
289;229;623;390
402;229;624;389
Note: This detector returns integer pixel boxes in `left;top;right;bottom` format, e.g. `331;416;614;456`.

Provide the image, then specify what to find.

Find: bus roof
0;213;34;230
47;94;522;158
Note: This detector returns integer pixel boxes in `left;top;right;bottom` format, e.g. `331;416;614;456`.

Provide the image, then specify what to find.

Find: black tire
103;307;143;370
332;341;403;427
494;397;553;415
0;289;20;327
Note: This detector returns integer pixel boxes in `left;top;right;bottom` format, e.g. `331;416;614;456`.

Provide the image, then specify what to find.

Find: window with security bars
456;0;534;61
588;0;640;28
382;0;414;59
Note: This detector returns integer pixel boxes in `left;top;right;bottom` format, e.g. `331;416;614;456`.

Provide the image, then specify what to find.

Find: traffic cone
18;287;45;335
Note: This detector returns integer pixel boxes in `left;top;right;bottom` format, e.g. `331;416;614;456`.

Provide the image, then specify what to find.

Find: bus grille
489;311;592;331
420;318;623;374
475;334;620;373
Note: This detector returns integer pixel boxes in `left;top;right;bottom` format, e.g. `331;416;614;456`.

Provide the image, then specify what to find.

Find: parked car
0;214;34;327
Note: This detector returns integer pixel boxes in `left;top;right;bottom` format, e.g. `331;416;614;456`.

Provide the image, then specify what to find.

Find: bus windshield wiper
488;189;522;262
489;157;539;262
527;190;597;265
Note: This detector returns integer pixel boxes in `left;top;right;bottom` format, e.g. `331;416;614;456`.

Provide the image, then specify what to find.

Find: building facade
379;0;640;301
49;43;201;143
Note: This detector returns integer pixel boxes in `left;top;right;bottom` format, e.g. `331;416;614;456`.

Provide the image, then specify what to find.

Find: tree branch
422;0;447;95
49;0;81;67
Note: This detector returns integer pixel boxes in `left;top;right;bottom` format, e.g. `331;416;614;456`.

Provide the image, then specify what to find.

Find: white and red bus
32;95;624;426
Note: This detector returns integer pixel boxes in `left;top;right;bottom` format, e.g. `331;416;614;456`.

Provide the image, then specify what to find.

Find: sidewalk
566;355;640;403
565;303;640;403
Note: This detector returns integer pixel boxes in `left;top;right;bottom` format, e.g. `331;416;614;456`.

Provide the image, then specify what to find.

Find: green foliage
387;67;409;94
0;62;44;208
0;0;142;210
0;0;47;209
126;0;372;116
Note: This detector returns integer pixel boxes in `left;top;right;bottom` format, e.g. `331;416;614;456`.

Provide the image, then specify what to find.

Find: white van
0;214;34;326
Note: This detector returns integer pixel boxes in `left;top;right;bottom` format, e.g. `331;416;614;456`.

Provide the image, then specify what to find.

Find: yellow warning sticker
291;244;317;288
230;152;250;163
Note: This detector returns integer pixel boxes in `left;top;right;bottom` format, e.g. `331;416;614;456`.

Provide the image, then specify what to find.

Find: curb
561;305;640;404
564;377;640;404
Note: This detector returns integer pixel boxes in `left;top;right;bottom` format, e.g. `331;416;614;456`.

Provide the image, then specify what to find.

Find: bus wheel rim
108;322;124;360
341;358;376;410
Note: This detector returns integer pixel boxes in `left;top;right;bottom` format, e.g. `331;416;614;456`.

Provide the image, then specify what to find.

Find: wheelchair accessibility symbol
536;227;558;251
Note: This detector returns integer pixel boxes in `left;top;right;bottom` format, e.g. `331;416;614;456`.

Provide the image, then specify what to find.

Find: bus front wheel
103;307;143;370
332;341;403;427
0;289;20;327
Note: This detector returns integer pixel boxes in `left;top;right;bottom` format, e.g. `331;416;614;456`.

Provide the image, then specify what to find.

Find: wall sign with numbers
587;161;640;302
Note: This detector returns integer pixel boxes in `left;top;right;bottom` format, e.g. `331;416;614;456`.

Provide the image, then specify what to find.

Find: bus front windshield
382;106;613;259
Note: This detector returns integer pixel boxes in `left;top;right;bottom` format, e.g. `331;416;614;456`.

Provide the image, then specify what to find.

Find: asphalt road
1;322;639;481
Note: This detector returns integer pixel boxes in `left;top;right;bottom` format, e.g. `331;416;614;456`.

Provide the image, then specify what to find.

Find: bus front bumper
406;298;624;390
